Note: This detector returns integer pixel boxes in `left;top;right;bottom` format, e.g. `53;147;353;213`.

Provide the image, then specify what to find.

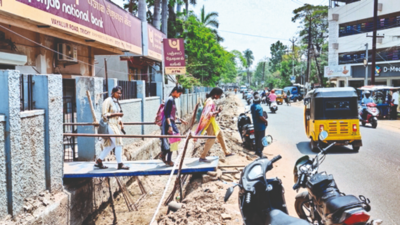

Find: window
339;12;400;37
339;46;400;65
326;100;350;110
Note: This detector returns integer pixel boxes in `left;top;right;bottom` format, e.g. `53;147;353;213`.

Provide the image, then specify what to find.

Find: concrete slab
64;156;219;178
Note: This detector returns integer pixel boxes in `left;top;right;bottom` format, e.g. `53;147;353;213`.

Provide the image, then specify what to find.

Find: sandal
165;161;174;167
94;159;108;169
160;152;168;164
118;163;129;170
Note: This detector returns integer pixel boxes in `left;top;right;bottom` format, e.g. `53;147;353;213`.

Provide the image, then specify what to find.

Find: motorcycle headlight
247;165;263;180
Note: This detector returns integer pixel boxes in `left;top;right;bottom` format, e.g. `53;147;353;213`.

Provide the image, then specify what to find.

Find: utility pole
104;58;109;98
289;37;297;81
371;0;378;85
306;16;312;85
364;43;369;86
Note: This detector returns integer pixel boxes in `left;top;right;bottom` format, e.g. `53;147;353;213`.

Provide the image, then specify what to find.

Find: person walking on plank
161;86;188;166
195;87;234;162
95;86;129;170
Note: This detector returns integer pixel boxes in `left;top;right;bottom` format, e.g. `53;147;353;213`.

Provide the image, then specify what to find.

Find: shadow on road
296;142;358;155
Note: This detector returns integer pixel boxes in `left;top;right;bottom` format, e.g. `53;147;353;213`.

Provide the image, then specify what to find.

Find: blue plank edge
63;167;215;178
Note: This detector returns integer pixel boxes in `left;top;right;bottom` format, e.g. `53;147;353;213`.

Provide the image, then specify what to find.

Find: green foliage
269;41;287;72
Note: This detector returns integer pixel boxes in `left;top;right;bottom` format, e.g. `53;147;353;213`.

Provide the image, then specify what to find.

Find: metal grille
118;80;137;100
63;96;78;162
146;83;157;97
328;121;349;135
20;75;34;111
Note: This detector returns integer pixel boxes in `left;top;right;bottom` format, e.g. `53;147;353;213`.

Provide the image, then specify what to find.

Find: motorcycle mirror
319;131;328;141
224;186;235;202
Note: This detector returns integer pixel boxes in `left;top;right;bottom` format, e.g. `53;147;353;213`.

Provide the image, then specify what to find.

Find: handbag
98;118;109;134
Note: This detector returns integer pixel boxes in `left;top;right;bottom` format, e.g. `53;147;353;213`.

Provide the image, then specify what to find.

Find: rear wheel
294;98;298;102
361;121;366;126
371;121;378;128
295;192;314;223
352;144;360;152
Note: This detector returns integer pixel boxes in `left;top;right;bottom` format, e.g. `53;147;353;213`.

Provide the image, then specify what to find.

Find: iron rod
63;122;182;126
63;133;215;139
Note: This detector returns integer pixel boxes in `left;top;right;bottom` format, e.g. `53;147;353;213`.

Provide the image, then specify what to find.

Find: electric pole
289;37;297;81
364;43;369;86
371;0;378;85
306;16;312;85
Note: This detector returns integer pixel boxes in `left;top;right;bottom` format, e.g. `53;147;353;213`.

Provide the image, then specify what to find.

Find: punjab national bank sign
0;0;142;54
163;38;186;75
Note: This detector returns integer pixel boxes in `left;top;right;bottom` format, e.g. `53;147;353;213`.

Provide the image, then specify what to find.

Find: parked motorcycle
247;96;253;105
224;136;309;225
359;103;379;128
237;110;256;150
293;131;382;225
270;102;278;113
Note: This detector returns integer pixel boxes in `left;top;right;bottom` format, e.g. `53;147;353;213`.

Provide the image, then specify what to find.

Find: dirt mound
157;179;227;225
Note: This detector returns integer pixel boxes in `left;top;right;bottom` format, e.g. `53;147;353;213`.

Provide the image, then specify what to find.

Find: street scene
1;0;400;224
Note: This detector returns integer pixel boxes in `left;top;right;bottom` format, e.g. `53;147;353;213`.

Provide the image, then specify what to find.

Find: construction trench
81;93;251;225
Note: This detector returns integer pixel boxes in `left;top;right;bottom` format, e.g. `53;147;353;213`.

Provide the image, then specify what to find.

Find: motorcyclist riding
361;91;375;120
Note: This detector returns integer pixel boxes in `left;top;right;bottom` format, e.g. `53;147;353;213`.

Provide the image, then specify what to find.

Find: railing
20;74;34;111
63;96;78;162
146;83;157;97
118;80;137;100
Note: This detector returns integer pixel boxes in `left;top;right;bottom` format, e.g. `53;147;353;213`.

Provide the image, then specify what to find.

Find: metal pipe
63;122;182;126
63;133;215;139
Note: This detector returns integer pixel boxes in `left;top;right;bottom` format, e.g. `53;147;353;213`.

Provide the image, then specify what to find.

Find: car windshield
275;90;282;95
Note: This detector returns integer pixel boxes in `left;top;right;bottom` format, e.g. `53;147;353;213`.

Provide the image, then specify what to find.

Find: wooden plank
63;156;219;178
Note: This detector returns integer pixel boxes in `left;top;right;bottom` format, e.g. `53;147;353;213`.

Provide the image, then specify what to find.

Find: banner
163;38;186;75
324;65;351;77
147;24;166;61
0;0;142;53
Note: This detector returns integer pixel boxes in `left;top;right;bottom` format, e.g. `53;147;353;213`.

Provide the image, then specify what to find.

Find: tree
184;0;196;20
196;5;224;42
138;0;147;21
153;0;161;29
243;49;254;85
269;41;287;72
161;0;168;35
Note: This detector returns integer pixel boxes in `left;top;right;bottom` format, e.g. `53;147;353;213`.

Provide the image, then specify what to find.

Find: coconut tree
138;0;146;21
153;0;161;29
161;0;168;35
243;49;254;84
184;0;197;20
197;5;224;42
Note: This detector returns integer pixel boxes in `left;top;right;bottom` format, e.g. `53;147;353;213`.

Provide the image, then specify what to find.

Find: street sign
290;76;296;83
163;38;186;75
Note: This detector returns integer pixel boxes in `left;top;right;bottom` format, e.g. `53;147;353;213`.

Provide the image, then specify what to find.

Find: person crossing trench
160;86;188;166
95;86;129;170
195;88;235;162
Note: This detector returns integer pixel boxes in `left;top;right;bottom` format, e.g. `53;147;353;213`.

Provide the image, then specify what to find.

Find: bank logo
375;66;381;76
168;39;180;51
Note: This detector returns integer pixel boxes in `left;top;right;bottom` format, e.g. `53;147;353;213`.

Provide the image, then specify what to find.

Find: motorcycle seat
325;195;361;216
265;209;309;225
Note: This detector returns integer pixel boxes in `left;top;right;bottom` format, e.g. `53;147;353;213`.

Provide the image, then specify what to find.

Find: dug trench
87;93;298;225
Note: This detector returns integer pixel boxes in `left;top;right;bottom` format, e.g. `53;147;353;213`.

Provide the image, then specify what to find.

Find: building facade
328;0;400;88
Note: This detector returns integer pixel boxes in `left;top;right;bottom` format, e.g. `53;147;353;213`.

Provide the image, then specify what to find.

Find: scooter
359;103;379;128
237;111;256;151
247;96;253;105
270;102;278;113
224;136;309;225
293;131;382;225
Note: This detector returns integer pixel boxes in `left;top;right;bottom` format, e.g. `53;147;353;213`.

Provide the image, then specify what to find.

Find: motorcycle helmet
271;89;275;94
364;90;371;98
253;94;261;103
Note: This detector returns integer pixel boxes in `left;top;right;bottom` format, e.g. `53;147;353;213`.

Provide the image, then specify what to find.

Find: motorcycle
270;102;278;113
224;136;309;225
237;110;256;151
359;103;379;128
293;131;382;225
247;96;253;105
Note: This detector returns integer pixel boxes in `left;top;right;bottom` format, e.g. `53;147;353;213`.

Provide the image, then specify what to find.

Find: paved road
241;97;399;224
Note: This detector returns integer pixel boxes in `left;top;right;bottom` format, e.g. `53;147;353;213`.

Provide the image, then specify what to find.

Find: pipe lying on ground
63;122;182;126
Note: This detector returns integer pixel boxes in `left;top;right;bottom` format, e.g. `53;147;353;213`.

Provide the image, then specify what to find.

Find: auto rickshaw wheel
371;121;378;129
310;139;319;152
361;121;366;126
352;144;360;152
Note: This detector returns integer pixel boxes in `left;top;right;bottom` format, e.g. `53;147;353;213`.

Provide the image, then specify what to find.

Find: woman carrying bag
94;86;129;170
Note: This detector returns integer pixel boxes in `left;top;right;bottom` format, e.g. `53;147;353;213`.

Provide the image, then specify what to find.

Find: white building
328;0;400;88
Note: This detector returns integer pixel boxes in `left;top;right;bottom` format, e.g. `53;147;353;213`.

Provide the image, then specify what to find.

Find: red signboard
1;0;142;53
163;38;186;75
147;24;166;61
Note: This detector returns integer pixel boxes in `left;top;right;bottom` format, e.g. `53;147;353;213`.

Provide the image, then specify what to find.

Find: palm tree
243;49;254;84
153;0;161;29
184;0;197;20
197;5;224;42
161;0;168;35
138;0;146;21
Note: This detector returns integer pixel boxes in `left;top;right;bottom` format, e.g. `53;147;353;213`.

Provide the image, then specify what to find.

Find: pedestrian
161;86;188;166
95;86;129;170
391;89;399;120
250;93;268;158
383;91;392;119
195;87;234;162
234;88;237;94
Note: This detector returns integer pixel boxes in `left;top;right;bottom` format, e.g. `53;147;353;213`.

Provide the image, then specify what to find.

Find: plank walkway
64;156;219;178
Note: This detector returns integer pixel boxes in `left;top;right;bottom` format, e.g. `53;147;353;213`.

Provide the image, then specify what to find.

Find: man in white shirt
391;90;399;120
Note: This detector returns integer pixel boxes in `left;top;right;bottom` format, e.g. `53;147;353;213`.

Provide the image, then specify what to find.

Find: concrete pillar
156;82;163;103
387;79;392;86
107;78;117;96
32;75;63;192
136;80;146;135
76;77;103;161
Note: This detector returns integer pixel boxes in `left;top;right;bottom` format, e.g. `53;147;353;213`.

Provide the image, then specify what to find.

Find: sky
112;0;329;69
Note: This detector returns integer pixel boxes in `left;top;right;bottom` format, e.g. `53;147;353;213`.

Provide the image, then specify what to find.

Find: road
240;96;399;224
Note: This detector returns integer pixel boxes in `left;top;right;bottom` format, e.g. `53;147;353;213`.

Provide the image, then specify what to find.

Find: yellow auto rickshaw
304;87;362;152
275;89;284;105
